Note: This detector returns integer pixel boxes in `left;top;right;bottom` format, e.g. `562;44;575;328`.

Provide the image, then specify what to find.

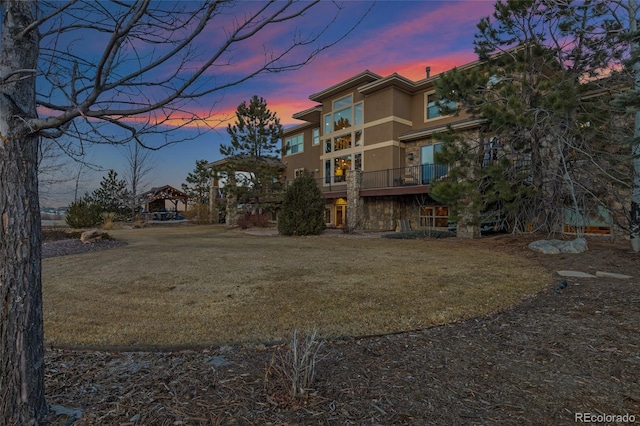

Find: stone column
456;202;480;239
209;171;219;224
225;173;238;226
346;169;364;232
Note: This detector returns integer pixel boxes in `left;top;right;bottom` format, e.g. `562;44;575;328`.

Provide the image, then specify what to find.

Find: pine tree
432;0;631;236
92;170;129;219
182;159;212;205
220;96;284;212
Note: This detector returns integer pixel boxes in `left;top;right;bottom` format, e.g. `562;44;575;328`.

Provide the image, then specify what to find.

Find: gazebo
142;185;188;220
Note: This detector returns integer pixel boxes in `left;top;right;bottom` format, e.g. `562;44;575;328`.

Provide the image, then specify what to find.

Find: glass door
335;205;346;227
421;144;447;184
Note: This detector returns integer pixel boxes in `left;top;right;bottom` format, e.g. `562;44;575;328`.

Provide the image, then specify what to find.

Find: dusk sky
41;0;498;207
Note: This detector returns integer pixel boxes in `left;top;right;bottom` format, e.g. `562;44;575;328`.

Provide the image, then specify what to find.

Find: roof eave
309;70;382;102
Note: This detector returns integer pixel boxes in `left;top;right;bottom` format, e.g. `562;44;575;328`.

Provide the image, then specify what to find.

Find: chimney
426;66;431;78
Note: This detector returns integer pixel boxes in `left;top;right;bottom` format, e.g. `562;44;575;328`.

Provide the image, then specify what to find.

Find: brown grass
42;225;551;348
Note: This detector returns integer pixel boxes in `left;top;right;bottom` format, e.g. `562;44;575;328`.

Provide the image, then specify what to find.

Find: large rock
529;238;588;254
80;229;102;244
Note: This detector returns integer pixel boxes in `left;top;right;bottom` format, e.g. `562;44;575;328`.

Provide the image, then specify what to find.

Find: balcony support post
347;169;364;232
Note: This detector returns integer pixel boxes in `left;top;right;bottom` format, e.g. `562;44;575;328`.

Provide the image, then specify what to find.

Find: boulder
80;229;102;244
529;238;588;254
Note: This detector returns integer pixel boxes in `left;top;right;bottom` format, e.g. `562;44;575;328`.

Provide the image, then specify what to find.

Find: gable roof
143;185;187;201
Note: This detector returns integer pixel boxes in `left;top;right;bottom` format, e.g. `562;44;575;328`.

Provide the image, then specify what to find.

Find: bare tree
37;138;74;202
0;1;372;422
121;139;156;220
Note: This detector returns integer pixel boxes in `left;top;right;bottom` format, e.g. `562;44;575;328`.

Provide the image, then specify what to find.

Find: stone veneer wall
361;196;420;231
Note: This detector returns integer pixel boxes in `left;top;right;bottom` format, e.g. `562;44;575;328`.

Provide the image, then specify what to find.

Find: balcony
308;164;448;197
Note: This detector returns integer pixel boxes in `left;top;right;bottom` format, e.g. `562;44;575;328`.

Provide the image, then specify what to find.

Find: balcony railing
304;163;449;193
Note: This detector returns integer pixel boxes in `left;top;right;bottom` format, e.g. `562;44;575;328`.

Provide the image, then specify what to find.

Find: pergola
142;185;188;214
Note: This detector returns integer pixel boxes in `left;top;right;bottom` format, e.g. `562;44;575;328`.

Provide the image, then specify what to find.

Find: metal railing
290;163;449;193
360;164;448;189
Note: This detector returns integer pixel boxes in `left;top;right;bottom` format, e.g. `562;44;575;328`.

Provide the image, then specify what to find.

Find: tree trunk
629;0;640;252
0;1;48;423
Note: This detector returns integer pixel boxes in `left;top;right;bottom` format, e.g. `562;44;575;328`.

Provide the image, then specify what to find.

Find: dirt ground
43;235;639;425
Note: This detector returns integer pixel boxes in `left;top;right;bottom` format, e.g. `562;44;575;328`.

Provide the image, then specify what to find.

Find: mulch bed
43;236;640;425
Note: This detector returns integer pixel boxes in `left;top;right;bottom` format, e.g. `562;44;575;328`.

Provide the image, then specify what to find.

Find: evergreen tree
611;0;640;251
64;194;103;228
92;170;129;219
432;0;632;236
219;96;284;212
278;173;326;236
182;159;212;205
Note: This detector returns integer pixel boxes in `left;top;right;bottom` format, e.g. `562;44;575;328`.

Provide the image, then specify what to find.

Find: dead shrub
264;329;323;401
238;212;271;229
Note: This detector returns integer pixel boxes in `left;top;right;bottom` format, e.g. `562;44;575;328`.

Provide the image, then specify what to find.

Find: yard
43;225;549;347
42;226;640;425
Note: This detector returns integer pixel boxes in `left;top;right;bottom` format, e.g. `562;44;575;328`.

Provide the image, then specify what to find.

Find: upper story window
324;94;363;135
426;93;456;120
354;103;363;126
285;134;304;155
312;128;320;145
333;95;352;110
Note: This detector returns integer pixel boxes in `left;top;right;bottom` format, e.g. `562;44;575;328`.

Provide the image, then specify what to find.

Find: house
281;66;484;235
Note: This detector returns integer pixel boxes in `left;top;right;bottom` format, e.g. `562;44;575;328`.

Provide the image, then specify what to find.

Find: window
285;134;304;155
426;93;456;120
333;107;352;131
334;155;351;182
312;128;320;145
333;95;352;110
324;95;363;136
324;114;332;135
333;133;351;151
420;206;449;228
355;130;363;146
354;103;363;126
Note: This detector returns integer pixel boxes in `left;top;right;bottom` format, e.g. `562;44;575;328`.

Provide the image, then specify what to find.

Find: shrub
278;173;325;236
102;212;116;230
183;204;210;224
238;212;271;229
65;197;102;228
265;329;323;399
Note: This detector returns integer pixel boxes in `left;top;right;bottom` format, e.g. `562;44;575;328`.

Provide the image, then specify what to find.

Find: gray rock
557;270;596;278
529;238;588;254
80;228;102;243
206;355;233;368
49;404;83;420
595;271;633;280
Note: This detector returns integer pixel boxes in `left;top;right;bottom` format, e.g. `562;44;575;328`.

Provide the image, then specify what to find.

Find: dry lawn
43;225;550;348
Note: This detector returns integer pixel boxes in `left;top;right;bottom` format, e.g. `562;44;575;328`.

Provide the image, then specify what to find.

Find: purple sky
43;0;497;206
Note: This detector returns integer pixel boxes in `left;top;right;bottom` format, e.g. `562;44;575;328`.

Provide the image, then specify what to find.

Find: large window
333;133;351;151
426;93;456;120
324;94;363;136
323;94;364;184
333;155;351;182
324;152;362;184
420;206;449;228
285;134;303;155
